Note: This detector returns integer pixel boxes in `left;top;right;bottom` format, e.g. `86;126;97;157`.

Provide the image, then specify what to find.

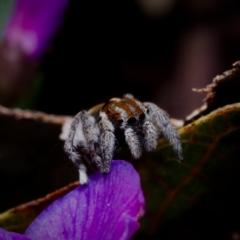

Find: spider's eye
118;119;123;124
139;113;145;121
127;117;137;125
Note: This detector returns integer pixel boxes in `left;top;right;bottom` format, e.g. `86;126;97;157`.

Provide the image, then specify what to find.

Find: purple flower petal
0;228;30;240
25;160;145;240
4;0;69;59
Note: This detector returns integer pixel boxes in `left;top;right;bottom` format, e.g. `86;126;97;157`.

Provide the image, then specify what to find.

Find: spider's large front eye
127;117;137;125
139;113;145;121
118;119;123;124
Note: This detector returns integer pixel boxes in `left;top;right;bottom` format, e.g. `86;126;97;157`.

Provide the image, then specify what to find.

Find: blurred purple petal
0;228;30;240
4;0;69;59
25;160;145;240
0;0;69;104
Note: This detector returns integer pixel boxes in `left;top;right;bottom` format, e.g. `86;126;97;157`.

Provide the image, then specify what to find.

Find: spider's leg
124;127;142;159
64;111;102;184
144;102;183;162
80;111;103;170
99;113;116;173
64;111;89;184
142;120;158;152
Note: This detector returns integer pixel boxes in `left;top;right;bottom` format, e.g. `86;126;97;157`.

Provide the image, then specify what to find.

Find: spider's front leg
80;111;103;169
124;127;142;159
142;120;158;152
64;110;102;184
144;102;183;162
99;112;116;173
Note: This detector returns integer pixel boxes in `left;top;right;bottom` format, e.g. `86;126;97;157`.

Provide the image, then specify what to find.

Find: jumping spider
63;94;183;184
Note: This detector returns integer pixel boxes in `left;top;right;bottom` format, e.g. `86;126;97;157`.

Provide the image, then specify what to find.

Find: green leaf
134;103;240;239
0;182;79;233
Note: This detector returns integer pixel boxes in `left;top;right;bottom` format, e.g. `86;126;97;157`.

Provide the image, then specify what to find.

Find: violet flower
0;160;145;240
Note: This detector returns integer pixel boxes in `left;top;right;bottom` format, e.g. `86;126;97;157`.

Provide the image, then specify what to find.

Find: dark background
36;0;240;119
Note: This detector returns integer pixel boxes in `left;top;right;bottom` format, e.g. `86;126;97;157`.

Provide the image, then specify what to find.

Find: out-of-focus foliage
0;0;13;35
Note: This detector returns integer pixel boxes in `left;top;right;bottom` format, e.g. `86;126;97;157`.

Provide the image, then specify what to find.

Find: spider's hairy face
101;97;149;131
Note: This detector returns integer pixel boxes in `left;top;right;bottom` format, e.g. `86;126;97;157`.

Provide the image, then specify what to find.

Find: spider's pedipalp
145;102;183;162
112;105;142;159
121;96;156;154
142;121;158;152
99;112;116;173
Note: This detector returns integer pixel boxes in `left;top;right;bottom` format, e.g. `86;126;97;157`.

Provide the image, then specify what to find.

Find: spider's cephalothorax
63;94;183;184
